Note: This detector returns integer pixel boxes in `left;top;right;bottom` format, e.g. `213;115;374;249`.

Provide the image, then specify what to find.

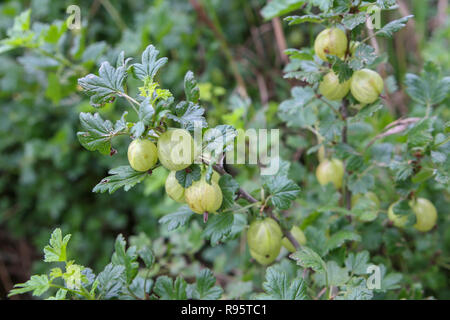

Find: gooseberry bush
6;0;449;300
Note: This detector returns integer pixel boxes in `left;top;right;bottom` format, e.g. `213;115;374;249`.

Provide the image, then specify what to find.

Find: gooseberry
316;158;345;189
127;139;158;172
314;28;348;62
165;171;186;203
319;71;351;101
247;218;283;265
157;128;197;171
350;69;384;104
184;174;223;214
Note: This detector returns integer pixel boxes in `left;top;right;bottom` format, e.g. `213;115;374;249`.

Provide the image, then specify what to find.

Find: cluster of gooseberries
313;28;438;233
314;157;437;232
315;28;384;106
127;128;223;219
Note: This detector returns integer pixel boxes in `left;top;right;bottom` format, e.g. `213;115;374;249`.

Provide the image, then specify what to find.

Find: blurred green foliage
0;0;449;300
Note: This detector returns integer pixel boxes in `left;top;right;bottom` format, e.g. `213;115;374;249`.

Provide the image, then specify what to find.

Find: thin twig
206;158;301;250
340;100;352;213
271;17;289;64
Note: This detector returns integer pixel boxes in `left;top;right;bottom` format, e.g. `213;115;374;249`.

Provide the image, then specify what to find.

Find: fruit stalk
340;99;352;213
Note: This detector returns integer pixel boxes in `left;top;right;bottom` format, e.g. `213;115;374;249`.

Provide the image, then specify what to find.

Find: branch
340;100;352;213
271;17;289;64
206;158;302;250
365;117;421;148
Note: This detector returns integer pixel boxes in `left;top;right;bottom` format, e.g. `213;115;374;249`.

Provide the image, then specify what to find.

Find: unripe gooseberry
316;158;344;189
410;198;438;232
314;28;348;62
319;71;351;101
127;139;158;172
350;69;384;104
247;218;283;265
157;128;198;171
388;198;437;232
184;174;223;214
281;226;307;253
165;171;186;203
387;202;409;228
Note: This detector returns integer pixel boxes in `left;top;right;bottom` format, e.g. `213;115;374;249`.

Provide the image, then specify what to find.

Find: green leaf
345;251;371;275
284;59;322;81
189;269;223;300
348;43;377;70
350;102;383;121
376;15;414;38
138;247;155;269
77;112;128;155
261;0;306;20
406;118;434;149
289;246;327;273
96;263;125;299
352;197;379;222
184;71;200;103
93;166;148;194
168;101;207;130
285;14;325;25
203;212;234;245
219;174;239;210
261;267;307;300
78;61;128;107
278;86;317;128
263;175;300;210
131;98;154;138
132;44;168;81
389;161;414;181
319;115;344;140
348;173;375;194
121;276;153;300
8;275;50;297
405;62;450;106
337;278;373;300
0;9;34;51
153;276;187;300
315;261;350;286
380;266;402;291
310;0;333;12
342;12;367;30
44;228;71;262
175;164;201;188
111;234;139;285
284;48;315;61
159;206;195;231
328;55;353;82
326;230;361;253
203;125;237;156
46;289;68;300
412;167;435;184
